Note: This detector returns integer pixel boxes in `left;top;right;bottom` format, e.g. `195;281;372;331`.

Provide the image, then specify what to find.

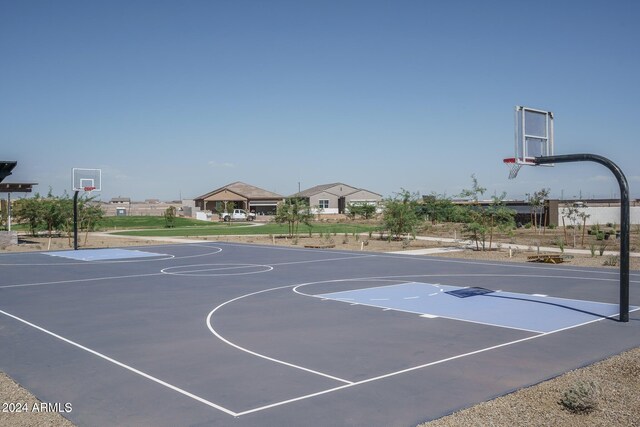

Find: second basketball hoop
504;106;554;179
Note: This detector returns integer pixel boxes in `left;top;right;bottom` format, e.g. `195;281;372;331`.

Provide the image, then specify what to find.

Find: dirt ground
1;227;639;426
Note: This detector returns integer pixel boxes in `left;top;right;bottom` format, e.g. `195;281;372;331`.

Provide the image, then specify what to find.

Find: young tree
382;189;421;240
274;199;313;237
485;193;516;250
576;210;591;248
526;188;550;232
459;175;488;251
562;206;581;247
164;206;177;228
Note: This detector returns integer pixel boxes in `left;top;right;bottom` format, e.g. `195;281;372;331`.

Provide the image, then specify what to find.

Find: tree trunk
489;215;494;250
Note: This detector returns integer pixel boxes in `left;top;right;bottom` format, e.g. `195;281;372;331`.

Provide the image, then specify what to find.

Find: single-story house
109;197;131;205
194;182;284;216
290;183;382;214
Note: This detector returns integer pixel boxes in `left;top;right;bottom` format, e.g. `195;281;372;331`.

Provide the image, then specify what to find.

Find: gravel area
419;347;640;427
0;372;74;427
1;230;638;426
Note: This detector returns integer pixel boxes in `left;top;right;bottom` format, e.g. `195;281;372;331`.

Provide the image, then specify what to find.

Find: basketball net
503;158;524;179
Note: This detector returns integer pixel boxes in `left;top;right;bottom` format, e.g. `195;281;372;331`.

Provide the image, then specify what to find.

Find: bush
603;255;619;266
559;380;599;414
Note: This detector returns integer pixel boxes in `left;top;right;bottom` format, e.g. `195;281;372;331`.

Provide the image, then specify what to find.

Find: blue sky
2;0;639;201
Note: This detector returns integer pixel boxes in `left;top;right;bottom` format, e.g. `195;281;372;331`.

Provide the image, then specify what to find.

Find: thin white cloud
208;161;236;168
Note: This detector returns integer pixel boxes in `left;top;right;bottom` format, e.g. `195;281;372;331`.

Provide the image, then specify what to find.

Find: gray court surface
1;242;639;427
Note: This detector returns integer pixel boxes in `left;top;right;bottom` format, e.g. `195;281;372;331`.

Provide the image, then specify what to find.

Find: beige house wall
310;191;340;214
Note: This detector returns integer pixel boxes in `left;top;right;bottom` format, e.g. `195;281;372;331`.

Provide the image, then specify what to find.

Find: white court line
206;286;354;385
215;241;640;278
161;264;273;276
0;309;238;417
270;254;376;267
234;313;625;417
373;251;640;277
295;281;545;334
0;246;222;267
0;272;164;290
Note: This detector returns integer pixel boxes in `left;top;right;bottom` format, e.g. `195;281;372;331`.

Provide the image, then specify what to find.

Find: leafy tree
274;199;313;237
79;197;104;245
382;189;421;240
164;206;177;228
562;206;581;247
459;175;488;250
12;190;104;247
419;193;469;223
525;188;550;232
40;189;67;239
577;210;591;247
485;193;516;249
346;203;377;220
0;199;7;230
13;193;44;236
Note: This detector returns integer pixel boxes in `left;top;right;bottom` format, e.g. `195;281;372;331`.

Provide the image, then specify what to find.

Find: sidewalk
385;235;640;257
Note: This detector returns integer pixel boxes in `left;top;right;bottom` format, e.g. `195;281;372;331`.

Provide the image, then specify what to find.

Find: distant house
290;183;382;214
109;197;131;204
194;182;284;216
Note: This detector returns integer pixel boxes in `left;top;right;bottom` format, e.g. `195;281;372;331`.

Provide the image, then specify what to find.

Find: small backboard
72;168;101;192
504;106;554;178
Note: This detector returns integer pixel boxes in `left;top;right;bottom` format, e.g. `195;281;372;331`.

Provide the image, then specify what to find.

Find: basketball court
1;242;638;426
1;108;637;425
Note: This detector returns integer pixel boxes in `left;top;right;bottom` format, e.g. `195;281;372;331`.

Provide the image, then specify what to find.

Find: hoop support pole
73;190;79;250
535;154;630;322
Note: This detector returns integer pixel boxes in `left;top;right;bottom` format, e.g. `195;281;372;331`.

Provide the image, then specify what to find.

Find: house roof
291;183;381;198
343;188;383;198
195;182;284;200
290;183;347;198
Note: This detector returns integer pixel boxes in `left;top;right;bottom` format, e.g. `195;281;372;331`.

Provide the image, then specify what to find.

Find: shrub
559;380;599;414
603;255;619;267
554;238;565;253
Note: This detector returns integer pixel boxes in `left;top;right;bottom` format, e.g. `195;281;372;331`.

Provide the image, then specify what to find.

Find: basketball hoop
503;157;536;179
83;186;96;192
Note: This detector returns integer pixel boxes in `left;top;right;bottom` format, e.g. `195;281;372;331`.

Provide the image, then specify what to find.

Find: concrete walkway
385;235;640;257
91;230;640;258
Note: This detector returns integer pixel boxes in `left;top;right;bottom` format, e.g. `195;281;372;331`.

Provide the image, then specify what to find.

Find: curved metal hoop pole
535;154;630;322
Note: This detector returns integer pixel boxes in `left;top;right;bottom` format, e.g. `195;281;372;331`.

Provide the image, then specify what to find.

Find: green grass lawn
99;216;221;229
107;217;379;237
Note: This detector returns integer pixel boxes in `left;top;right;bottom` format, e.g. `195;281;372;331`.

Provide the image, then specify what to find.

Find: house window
318;199;329;209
